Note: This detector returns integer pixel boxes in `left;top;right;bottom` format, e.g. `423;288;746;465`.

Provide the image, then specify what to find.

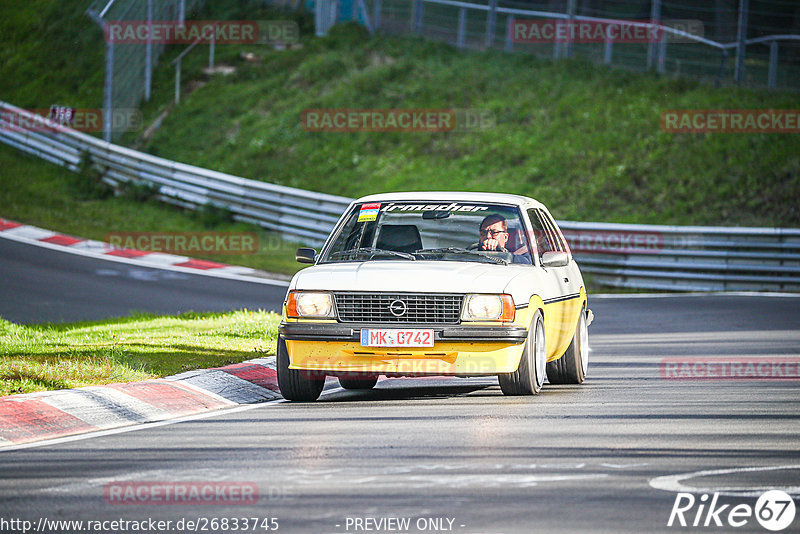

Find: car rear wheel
276;335;325;401
499;311;546;395
338;375;379;390
546;308;588;384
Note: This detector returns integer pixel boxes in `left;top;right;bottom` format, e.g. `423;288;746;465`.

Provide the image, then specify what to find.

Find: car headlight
462;294;515;322
286;291;334;318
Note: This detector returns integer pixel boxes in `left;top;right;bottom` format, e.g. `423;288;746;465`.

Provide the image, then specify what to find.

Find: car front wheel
499;310;546;395
276;335;325;401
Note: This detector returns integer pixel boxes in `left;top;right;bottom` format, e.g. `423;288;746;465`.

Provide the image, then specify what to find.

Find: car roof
354;191;545;209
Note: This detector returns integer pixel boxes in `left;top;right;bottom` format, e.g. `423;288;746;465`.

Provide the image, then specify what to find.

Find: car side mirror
296;247;317;264
541;251;569;268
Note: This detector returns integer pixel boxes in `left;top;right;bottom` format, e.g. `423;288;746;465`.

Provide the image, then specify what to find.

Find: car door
527;208;580;356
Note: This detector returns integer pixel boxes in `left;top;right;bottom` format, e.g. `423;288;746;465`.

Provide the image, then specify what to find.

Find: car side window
537;209;567;253
527;208;555;261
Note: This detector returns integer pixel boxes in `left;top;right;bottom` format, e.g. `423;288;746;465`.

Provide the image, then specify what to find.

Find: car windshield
320;201;533;265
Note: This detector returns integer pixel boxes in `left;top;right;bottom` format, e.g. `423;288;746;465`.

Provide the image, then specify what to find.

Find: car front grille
334;293;463;324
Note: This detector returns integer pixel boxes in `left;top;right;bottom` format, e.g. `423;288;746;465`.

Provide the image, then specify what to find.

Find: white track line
649;465;800;497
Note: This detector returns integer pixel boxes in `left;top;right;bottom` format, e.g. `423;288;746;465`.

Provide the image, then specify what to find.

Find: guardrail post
456;7;466;48
735;0;749;83
768;40;778;89
604;35;613;65
485;0;497;48
647;0;662;69
145;0;153;101
504;15;514;52
175;58;181;104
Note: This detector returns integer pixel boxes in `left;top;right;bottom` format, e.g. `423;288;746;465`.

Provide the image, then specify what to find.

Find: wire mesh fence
350;0;800;92
86;0;207;141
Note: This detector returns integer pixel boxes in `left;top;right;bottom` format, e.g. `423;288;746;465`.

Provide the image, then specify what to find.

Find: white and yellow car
277;192;591;401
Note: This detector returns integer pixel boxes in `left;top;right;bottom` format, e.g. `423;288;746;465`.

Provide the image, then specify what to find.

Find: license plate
360;329;434;347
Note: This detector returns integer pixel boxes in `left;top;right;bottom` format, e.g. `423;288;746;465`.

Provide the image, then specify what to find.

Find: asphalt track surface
1;239;800;533
0;238;286;323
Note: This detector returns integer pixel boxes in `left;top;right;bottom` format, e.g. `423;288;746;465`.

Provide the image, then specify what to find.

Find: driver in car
478;214;532;264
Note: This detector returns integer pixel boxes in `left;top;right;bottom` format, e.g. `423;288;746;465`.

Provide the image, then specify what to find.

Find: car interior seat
375;224;423;254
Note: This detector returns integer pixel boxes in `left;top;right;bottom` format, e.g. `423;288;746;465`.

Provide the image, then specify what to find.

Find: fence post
145;0;153;101
456;7;466;48
505;15;514;52
768;40;778;89
104;40;114;142
373;0;382;31
412;0;423;34
657;31;667;73
604;35;613;65
315;0;324;36
564;0;576;58
485;0;497;48
209;30;215;69
734;0;749;83
647;0;662;69
329;0;338;33
357;0;374;34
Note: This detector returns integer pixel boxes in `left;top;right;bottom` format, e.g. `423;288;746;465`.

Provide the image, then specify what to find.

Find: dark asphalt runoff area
0;237;288;323
1;287;799;532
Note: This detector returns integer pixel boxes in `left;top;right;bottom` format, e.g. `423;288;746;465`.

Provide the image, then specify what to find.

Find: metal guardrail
1;101;799;292
0;102;350;246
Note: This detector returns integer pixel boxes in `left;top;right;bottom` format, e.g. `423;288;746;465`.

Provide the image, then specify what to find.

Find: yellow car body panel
282;289;586;375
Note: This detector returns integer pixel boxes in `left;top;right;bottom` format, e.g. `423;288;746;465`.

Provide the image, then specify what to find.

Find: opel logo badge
389;299;407;317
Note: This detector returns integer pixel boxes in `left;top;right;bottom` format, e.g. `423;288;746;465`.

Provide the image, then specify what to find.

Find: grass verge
0;310;282;396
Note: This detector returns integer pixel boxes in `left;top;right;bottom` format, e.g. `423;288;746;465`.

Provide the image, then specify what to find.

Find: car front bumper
279;322;529;376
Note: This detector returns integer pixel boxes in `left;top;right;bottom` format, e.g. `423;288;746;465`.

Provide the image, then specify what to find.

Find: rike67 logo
668;490;796;531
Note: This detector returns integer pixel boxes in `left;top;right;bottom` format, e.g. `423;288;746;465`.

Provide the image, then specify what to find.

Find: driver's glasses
481;228;506;237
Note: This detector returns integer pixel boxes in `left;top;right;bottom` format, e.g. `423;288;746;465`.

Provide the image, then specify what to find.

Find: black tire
499;311;546;396
276;335;325;401
546;308;588;384
338;375;379;390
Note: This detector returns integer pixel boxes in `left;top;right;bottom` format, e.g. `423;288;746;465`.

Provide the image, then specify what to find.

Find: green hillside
136;20;800;227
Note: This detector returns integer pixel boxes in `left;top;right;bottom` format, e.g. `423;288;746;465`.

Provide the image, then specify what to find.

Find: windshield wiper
328;247;416;260
417;247;509;265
